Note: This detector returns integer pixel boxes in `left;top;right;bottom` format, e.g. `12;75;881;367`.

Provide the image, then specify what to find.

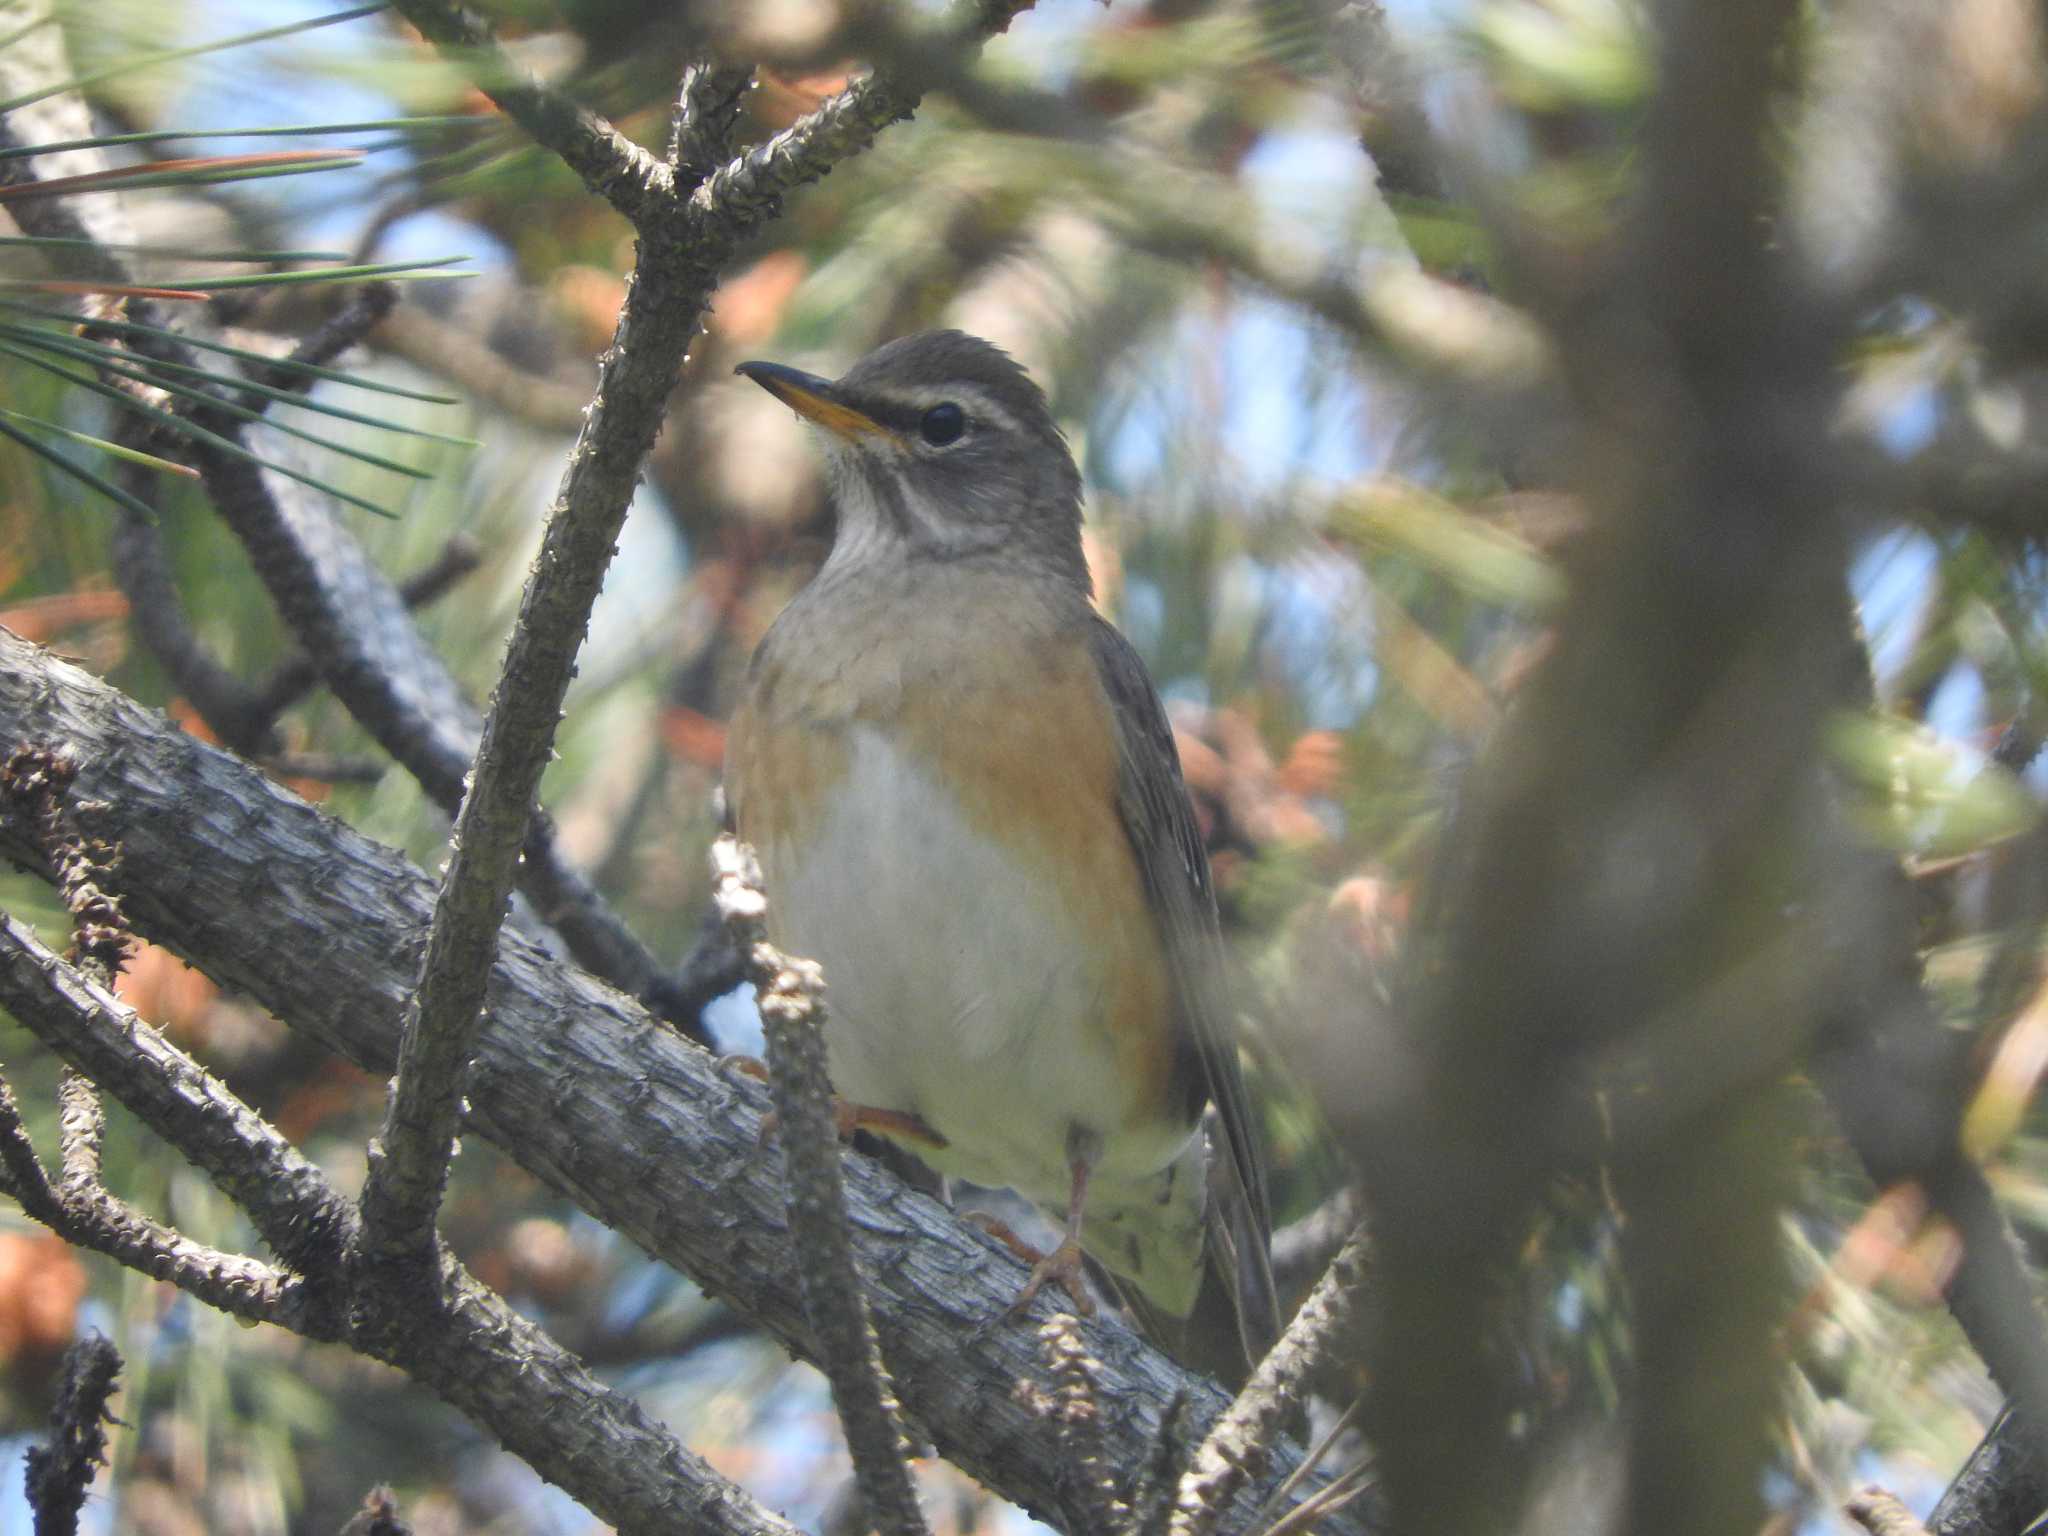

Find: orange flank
728;620;1178;1129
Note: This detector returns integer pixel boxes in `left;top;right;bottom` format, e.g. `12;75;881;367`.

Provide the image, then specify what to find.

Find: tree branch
1926;1406;2048;1536
671;61;755;188
0;629;1358;1536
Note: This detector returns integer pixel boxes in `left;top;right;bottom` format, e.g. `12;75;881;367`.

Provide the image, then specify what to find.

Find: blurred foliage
3;0;2048;1529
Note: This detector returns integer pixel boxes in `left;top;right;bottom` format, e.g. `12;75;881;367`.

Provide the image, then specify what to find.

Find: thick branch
1927;1407;2048;1536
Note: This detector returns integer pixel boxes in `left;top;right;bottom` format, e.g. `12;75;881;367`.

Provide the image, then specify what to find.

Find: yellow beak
735;360;901;443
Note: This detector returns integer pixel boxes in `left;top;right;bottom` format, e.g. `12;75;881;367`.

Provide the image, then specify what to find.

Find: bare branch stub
335;1485;413;1536
672;60;755;188
1019;1313;1128;1536
0;745;134;985
1845;1486;1932;1536
24;1331;122;1536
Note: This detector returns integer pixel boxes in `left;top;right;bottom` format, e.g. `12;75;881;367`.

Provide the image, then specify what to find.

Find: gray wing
1087;616;1279;1359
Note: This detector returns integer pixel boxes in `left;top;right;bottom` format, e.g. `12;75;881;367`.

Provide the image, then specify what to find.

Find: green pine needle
0;3;393;115
0;304;461;403
0;115;487;162
0;341;399;518
0;405;198;478
158;255;472;292
0;411;166;523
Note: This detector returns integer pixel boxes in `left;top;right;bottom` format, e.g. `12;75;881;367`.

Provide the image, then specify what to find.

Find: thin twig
1;746;134;984
1171;1226;1370;1536
0;1026;300;1327
250;280;401;395
713;836;931;1536
356;245;714;1273
671;61;754;188
687;0;1038;232
384;0;670;221
1845;1486;1933;1536
0;1072;61;1223
54;1067;101;1188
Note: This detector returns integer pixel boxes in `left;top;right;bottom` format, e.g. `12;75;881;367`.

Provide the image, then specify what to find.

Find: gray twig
687;0;1037;231
1171;1226;1371;1536
672;61;755;188
24;1332;122;1536
259;282;401;393
1846;1486;1934;1536
713;836;931;1536
385;0;671;221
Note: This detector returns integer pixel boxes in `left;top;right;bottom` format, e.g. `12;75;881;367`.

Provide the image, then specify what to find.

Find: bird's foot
722;1056;947;1149
963;1215;1095;1315
1009;1234;1095;1319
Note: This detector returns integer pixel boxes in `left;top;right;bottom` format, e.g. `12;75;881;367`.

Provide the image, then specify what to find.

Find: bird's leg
1009;1126;1101;1318
720;1055;947;1148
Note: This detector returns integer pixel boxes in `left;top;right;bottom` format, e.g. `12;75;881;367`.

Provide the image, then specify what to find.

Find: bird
726;329;1278;1376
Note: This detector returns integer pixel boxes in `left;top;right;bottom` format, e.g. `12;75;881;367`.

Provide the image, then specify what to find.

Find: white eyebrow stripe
873;383;1025;439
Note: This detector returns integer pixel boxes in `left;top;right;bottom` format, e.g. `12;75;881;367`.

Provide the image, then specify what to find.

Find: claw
1010;1235;1095;1318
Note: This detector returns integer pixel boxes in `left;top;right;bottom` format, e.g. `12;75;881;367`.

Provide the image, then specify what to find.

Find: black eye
920;402;966;446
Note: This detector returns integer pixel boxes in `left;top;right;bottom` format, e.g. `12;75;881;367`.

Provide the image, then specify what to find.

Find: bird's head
737;330;1086;583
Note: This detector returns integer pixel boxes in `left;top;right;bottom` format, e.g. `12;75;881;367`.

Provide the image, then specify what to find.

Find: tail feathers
1206;1106;1279;1365
1121;1118;1278;1386
1122;1255;1257;1388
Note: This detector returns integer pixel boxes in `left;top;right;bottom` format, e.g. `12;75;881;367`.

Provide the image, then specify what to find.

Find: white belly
761;726;1191;1208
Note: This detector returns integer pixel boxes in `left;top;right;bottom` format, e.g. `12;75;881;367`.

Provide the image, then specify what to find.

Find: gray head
736;330;1088;589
